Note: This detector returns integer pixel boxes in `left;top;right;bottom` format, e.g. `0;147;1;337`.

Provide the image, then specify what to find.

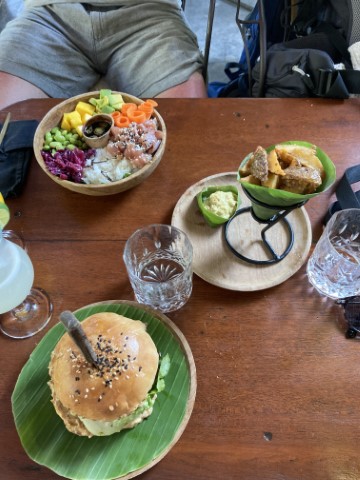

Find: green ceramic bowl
196;185;241;227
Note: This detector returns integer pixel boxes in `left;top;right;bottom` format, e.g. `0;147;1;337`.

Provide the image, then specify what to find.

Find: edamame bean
43;126;89;152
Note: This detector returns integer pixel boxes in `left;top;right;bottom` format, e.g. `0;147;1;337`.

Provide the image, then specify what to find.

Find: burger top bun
49;312;159;422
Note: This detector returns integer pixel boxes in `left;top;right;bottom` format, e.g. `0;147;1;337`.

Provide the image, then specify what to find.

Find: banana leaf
238;140;336;220
12;301;196;480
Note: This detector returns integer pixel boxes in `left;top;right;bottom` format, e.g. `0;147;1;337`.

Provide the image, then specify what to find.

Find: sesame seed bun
48;312;159;437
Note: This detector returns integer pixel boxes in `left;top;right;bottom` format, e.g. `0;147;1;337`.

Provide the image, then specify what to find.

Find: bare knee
156;71;208;98
0;72;48;109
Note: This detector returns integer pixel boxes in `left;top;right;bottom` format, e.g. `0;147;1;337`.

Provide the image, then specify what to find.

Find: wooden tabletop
1;97;359;480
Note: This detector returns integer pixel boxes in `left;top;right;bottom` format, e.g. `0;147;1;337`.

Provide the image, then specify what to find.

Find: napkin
0;119;39;198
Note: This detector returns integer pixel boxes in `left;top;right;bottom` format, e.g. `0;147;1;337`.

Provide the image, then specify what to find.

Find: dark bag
210;0;360;98
251;43;354;98
209;0;285;98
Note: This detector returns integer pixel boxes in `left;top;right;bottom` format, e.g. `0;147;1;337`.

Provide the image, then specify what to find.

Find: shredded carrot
114;115;131;128
145;99;158;107
121;103;137;115
127;109;147;124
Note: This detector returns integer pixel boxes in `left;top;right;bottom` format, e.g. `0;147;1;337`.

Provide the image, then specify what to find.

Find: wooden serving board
172;172;312;291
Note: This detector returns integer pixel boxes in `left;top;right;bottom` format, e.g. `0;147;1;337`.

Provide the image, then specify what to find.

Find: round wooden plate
12;300;196;480
172;173;312;291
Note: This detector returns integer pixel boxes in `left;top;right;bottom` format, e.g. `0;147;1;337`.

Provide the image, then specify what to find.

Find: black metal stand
224;189;308;265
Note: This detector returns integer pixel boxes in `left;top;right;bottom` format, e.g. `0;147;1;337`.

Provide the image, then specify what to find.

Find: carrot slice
138;103;153;112
127;109;147;124
138;103;153;120
145;99;158;107
111;111;122;121
114;115;131;128
121;103;137;115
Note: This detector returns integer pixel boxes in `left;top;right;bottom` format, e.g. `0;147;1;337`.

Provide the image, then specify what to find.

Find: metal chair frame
234;0;293;96
183;0;256;82
235;0;266;96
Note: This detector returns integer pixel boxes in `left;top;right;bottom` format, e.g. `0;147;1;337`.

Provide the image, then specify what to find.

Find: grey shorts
0;3;204;98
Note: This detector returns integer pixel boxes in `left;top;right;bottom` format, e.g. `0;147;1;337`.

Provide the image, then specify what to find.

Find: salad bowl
33;91;166;196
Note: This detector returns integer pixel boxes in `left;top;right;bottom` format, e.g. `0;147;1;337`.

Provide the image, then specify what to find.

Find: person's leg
0;73;48;110
0;5;101;108
103;4;207;98
156;71;207;98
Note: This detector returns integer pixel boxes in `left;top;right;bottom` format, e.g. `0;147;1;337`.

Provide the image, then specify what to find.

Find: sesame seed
109;405;114;411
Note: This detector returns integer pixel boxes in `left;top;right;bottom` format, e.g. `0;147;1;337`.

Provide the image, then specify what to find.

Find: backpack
209;0;360;98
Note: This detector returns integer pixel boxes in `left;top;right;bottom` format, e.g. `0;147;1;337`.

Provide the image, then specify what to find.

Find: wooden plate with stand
172;172;312;291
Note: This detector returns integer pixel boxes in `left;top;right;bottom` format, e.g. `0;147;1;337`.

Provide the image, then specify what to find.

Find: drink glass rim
123;223;193;271
320;207;360;263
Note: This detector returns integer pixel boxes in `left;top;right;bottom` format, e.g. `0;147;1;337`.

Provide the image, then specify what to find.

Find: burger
48;312;170;437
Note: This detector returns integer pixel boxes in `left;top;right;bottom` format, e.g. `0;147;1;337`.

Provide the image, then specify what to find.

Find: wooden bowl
33;91;166;196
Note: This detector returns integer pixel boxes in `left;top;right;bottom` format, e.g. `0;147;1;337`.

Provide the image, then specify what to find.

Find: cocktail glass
0;230;53;339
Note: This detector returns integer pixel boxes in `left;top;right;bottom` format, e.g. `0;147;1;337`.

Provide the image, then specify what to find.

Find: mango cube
83;113;92;123
61;113;72;131
75;101;95;122
67;111;83;129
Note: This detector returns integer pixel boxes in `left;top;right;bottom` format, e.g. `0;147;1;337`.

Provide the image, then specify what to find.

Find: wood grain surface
1;97;360;480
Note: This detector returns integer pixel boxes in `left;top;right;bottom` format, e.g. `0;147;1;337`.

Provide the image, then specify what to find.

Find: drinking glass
0;230;53;339
123;224;193;313
306;209;360;300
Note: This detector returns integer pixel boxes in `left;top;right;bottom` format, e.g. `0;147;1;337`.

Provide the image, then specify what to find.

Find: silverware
60;310;99;367
0;112;11;146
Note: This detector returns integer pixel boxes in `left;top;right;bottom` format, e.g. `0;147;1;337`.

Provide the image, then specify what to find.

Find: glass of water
307;208;360;300
123;224;193;313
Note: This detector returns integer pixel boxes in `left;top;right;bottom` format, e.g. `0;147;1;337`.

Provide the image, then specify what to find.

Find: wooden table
1;98;360;480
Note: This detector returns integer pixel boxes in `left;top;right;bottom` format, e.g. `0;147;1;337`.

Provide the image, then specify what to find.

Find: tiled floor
184;0;256;84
